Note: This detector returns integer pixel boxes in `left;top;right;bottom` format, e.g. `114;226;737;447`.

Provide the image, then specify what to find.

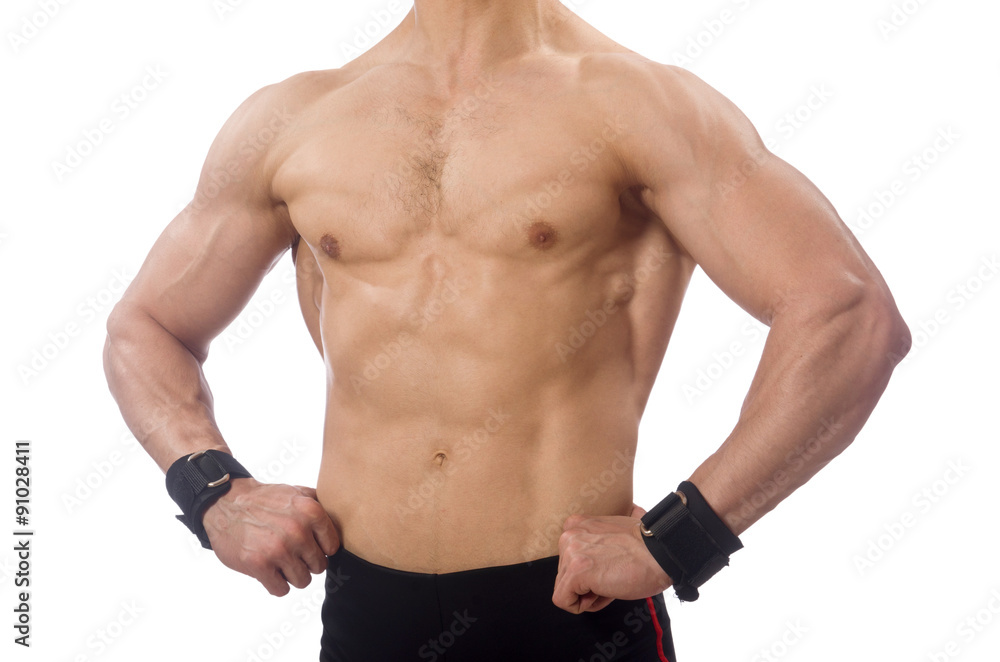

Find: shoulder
577;53;737;134
575;54;762;185
195;68;356;201
225;68;352;135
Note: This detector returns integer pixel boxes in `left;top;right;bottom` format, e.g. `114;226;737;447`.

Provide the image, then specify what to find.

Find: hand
552;503;672;614
201;478;341;596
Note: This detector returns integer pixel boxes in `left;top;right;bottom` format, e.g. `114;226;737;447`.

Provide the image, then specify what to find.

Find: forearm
103;304;229;472
687;291;909;536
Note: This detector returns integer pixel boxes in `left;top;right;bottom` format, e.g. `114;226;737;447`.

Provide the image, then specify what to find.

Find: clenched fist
201;478;340;596
552;504;673;614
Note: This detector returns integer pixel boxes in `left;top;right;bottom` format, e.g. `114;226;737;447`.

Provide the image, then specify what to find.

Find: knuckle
259;532;287;556
306;508;330;529
306;551;328;570
294;494;321;513
267;544;295;567
568;555;592;574
280;523;310;550
563;514;583;530
294;498;330;528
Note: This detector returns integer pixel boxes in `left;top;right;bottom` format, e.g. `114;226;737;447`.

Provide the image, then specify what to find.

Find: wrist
652;563;673;594
632;513;677;593
639;481;743;602
202;476;261;525
165;449;254;549
201;476;259;529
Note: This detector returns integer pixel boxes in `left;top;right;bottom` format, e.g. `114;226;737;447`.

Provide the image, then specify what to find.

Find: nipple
526;221;558;251
320;233;341;259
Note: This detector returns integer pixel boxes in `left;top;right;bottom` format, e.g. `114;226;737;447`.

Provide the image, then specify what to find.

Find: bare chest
272;75;630;265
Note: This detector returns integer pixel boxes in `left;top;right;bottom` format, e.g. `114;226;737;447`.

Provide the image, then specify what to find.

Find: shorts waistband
331;546;559;579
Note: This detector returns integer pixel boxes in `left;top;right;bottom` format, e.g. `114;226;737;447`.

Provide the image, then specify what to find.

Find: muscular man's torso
267;16;695;572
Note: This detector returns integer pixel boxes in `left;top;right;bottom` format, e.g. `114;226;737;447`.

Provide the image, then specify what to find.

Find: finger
311;514;341;557
551;565;588;614
630;503;647;519
578;591;613;613
578;591;599;612
287;521;333;575
293;493;341;557
278;557;314;590
301;543;330;575
259;567;291;597
563;514;586;531
584;595;615;613
555;529;579;577
555;544;572;584
551;576;583;614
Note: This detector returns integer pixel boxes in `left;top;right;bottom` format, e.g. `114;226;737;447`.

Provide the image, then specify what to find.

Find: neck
399;0;558;71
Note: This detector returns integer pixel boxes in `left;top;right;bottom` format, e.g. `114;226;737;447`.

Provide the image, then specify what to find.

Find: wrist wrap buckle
639;481;743;602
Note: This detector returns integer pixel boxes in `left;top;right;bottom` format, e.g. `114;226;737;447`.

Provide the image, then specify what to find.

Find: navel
526;221;558;251
319;233;341;259
433;451;448;467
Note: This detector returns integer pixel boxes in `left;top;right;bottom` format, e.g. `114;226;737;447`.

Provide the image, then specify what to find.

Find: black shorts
320;547;676;662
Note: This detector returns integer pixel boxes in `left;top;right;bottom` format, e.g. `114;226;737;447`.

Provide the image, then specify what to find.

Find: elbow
877;298;911;369
103;302;133;382
104;301;137;352
789;276;910;377
104;301;210;366
104;301;128;341
840;281;911;372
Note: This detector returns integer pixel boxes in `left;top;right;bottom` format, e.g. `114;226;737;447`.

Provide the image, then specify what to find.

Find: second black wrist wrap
640;480;743;602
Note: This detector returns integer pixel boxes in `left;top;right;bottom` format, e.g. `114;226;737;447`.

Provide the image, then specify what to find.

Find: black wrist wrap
166;450;252;550
640;481;743;602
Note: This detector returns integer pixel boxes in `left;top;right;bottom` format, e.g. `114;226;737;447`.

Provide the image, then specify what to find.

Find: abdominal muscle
300;210;691;573
316;364;641;574
317;272;688;573
307;242;690;573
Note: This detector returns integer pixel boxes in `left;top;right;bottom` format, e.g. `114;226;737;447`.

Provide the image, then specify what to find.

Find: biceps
123;201;293;357
651;152;878;323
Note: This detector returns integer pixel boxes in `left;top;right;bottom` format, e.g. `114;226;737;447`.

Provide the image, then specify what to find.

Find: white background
2;0;999;660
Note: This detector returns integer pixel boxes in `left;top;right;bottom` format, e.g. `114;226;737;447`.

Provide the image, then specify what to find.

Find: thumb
629;503;647;519
578;591;601;612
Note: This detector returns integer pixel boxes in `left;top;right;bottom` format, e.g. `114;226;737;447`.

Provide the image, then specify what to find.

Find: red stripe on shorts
645;596;670;662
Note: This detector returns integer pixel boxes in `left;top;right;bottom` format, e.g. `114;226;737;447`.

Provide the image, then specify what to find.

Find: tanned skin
104;0;909;615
